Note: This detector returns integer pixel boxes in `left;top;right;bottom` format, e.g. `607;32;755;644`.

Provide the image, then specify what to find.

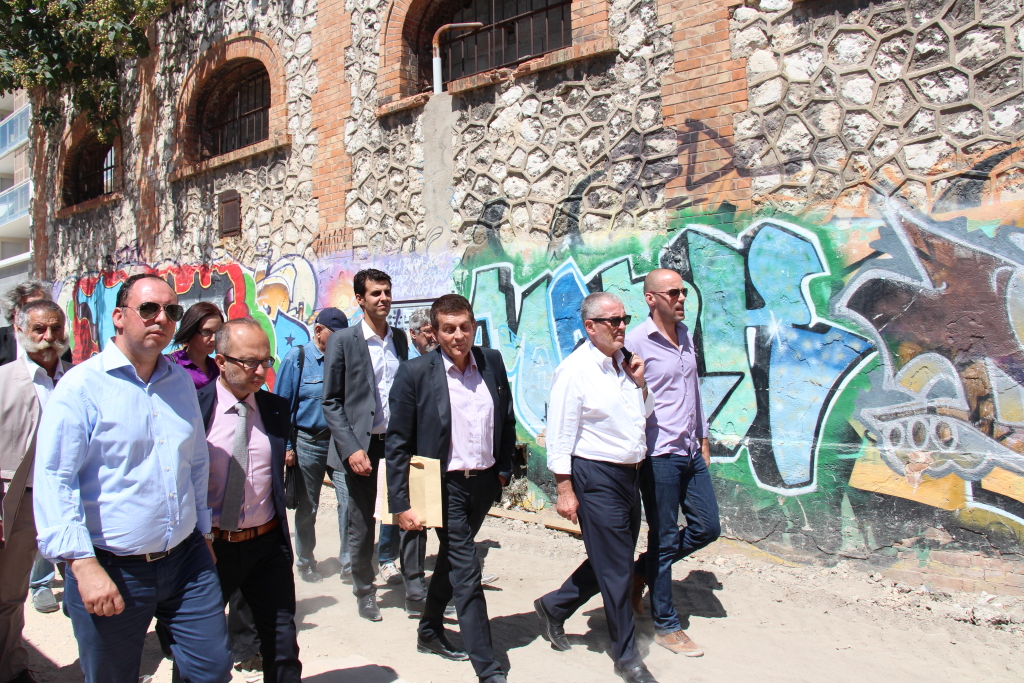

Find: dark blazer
385;346;515;514
0;326;16;367
321;323;409;471
197;382;293;558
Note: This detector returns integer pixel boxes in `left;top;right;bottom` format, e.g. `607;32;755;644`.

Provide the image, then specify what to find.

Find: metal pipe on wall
432;23;484;94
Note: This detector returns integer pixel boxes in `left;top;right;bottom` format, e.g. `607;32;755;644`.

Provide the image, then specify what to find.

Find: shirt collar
361;318;392;343
643;315;689;347
441;348;477;375
21;347;65;382
216;377;258;414
169;347;197;368
584;338;624;370
307;339;325;360
102;338;173;382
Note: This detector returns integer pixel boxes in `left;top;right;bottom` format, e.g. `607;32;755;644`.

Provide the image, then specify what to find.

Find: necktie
219;401;250;531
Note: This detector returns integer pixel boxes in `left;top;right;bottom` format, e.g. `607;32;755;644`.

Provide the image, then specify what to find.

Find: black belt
370;433;386;442
95;534;192;563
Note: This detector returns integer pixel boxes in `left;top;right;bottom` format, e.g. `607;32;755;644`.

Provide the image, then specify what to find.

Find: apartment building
0;90;31;296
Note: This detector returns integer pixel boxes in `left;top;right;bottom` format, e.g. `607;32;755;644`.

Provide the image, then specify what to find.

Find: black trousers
400;527;429;602
213;525;301;683
420;468;502;680
541;457;642;669
343;436;385;598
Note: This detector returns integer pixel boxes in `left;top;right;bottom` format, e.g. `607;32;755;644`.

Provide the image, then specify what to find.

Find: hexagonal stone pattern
732;0;1024;212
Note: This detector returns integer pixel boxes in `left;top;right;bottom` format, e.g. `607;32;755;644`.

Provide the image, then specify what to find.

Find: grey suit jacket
321;322;408;471
0;356;73;541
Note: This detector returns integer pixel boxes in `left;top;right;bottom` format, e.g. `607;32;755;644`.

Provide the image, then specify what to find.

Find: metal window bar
441;0;571;84
78;144;115;203
202;67;271;160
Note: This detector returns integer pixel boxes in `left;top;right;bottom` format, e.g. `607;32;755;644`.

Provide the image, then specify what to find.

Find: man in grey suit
0;300;72;683
322;269;409;621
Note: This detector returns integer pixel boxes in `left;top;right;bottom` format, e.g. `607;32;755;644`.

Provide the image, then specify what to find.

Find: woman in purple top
168;301;224;389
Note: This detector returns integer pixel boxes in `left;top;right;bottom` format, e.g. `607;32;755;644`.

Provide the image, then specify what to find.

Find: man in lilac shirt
196;318;300;682
625;269;720;657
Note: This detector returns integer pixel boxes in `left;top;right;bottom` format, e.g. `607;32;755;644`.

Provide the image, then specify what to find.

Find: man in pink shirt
385;294;515;683
197;318;301;683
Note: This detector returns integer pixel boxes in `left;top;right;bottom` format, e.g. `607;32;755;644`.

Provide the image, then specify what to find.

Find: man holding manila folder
384;294;515;683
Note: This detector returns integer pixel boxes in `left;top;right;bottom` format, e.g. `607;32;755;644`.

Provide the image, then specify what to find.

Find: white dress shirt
362;318;400;433
442;350;495;471
546;340;655;475
20;345;65;410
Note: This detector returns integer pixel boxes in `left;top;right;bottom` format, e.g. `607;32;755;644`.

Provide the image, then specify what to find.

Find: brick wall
660;0;751;215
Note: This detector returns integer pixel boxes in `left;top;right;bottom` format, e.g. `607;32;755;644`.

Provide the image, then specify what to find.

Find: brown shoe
631;574;646;615
654;630;704;657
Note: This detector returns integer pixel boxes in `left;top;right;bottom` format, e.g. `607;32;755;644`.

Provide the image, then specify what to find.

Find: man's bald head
643;269;681;294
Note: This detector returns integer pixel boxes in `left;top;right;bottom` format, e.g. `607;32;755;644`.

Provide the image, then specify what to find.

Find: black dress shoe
417;632;469;661
8;670;39;683
534;597;570;651
357;594;382;621
614;662;659;683
405;598;425;616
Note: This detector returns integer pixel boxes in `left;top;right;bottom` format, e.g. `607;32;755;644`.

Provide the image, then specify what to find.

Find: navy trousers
635;452;721;634
64;531;232;683
542;457;642;669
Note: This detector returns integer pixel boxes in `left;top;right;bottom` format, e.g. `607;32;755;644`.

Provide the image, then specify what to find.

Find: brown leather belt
211;517;279;542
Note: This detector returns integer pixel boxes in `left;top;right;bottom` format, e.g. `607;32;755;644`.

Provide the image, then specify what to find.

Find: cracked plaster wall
37;0;319;281
732;0;1024;213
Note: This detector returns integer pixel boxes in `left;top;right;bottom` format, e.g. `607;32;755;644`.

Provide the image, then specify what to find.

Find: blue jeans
30;552;55;595
378;523;399;564
635;452;721;634
293;432;350;573
65;531;232;683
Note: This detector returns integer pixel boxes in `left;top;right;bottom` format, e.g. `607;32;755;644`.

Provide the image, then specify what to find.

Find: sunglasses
651;288;688;299
126;302;185;322
589;315;632;327
222;354;274;371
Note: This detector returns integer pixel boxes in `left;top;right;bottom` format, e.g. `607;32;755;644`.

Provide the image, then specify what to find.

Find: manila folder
381;456;443;528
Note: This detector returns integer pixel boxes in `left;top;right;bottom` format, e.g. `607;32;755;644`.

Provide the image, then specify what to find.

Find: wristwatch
203;533;215;541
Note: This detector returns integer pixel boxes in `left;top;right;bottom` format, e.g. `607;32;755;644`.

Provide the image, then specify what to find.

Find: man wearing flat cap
274;307;350;583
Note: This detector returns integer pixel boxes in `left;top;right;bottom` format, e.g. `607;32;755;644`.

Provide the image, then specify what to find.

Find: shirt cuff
36;524;95;562
195;508;213;535
546;452;571;476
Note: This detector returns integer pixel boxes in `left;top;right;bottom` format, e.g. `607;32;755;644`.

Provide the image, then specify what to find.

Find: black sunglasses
651;288;688;299
589;315;632;327
126;302;185;322
222;355;274;371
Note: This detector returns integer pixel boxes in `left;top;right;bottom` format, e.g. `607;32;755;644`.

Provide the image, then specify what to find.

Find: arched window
196;59;271;161
63;134;117;207
415;0;572;89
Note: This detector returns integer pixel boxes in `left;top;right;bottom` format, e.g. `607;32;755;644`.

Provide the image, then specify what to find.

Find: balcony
0;181;30;238
0;105;29;160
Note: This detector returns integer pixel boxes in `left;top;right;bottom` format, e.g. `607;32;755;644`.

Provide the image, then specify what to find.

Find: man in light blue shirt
33;273;232;683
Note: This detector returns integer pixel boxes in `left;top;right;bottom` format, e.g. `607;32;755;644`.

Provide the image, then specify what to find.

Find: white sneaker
379;561;403;585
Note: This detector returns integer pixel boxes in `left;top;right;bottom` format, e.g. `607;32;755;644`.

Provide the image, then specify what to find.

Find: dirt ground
23;484;1024;683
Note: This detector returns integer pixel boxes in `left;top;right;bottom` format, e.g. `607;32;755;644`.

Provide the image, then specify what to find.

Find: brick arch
377;0;610;108
56;115;123;211
173;31;288;171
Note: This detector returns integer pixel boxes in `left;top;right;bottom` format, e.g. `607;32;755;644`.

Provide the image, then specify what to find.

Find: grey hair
580;292;621;322
214;318;267;355
2;279;50;322
15;299;64;330
408;307;431;331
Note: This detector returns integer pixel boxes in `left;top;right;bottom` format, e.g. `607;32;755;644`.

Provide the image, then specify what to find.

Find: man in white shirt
322;269;410;621
534;292;660;683
0;300;71;683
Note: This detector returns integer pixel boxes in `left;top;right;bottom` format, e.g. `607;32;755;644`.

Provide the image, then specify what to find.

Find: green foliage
0;0;168;141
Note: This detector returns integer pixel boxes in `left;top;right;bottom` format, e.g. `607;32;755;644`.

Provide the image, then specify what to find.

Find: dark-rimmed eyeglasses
589;315;632;327
126;302;185;322
222;355;274;370
651;288;688;299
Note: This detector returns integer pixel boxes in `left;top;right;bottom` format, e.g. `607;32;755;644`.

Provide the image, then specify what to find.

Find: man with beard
0;281;49;367
0;300;72;683
197;318;300;683
33;273;232;683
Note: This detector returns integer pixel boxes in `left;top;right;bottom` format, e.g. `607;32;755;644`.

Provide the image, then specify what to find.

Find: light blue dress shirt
33;341;213;560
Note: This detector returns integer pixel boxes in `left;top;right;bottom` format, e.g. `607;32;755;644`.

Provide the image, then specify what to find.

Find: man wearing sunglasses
196;318;301;682
626;269;718;657
536;292;659;683
33;273;233;683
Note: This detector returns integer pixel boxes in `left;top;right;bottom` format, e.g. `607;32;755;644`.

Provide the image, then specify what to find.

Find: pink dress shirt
206;380;275;529
443;350;495;472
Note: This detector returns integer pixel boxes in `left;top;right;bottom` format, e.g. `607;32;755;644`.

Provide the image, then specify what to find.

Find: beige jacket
0;355;72;540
